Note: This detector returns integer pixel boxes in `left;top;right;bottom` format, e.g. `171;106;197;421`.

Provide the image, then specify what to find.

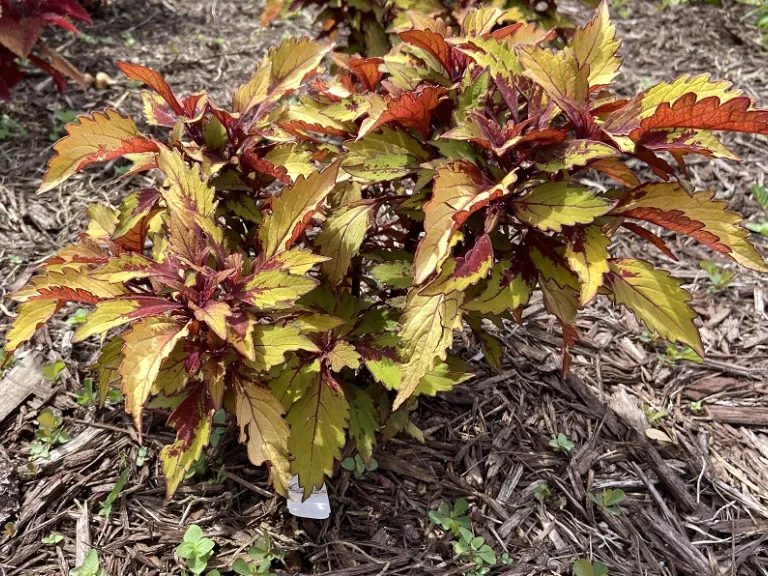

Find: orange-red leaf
359;86;447;139
630;94;768;140
117;62;184;115
39;110;158;193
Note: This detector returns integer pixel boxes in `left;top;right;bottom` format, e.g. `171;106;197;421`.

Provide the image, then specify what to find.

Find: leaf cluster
5;1;768;500
0;0;92;100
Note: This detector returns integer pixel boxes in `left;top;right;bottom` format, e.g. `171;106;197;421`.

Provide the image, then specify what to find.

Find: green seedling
67;308;88;325
428;498;472;537
453;527;496;576
643;404;668;424
49;110;78;141
548;433;575;453
699;260;735;292
3;522;16;537
30;408;70;461
209;409;228;447
341;454;379;477
657;343;702;365
42;360;66;382
99;468;129;519
573;558;609;576
177;525;216;575
72;550;108;576
42;532;64;545
136;446;148;467
0;114;27;140
232;530;284;575
589;489;625;516
689;400;704;413
534;484;551;503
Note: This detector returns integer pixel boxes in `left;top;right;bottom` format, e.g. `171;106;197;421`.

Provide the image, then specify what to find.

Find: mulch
1;0;768;574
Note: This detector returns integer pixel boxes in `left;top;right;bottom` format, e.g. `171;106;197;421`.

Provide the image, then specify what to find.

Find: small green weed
699;260;735;292
30;408;70;461
177;525;216;575
72;550;108;576
589;489;625;516
548;433;575;453
573;558;609;576
232;530;283;575
341;453;379;477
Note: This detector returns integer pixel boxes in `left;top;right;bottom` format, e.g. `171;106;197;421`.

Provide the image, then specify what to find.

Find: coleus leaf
628;93;768;141
605;258;702;355
191;300;232;340
462;260;535;315
269;356;321;408
421;234;494;295
13;265;127;303
264;37;332;106
72;297;184;343
160;384;214;498
414;356;473;396
564;225;611;305
413;161;516;284
511;181;613;232
117;62;184;115
4;299;60;354
518;45;590;130
342;127;431;183
346;385;378;464
259;161;341;259
326;340;361;372
235;373;292;495
535;139;619;173
39;110;158;193
394;289;463;410
94;337;122;407
571;0;621;88
359;85;447;139
287;369;350;499
611;182;768;272
316;204;376;285
120;318;191;437
239;266;319;310
156;145;216;226
251;325;320;372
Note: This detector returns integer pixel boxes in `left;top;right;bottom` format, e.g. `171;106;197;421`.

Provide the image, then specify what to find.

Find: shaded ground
1;0;768;574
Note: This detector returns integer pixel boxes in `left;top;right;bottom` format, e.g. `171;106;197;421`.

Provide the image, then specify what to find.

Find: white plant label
286;474;330;519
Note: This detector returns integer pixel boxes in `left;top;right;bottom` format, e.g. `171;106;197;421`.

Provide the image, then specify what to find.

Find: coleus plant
5;2;768;500
0;0;91;99
260;0;566;57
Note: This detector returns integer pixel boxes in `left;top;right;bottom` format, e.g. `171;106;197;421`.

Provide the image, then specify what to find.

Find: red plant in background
0;0;91;99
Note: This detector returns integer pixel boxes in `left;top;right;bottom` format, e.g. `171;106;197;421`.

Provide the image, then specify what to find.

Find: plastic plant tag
286;474;330;519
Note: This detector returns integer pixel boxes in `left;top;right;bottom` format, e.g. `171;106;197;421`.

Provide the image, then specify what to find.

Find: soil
1;1;768;575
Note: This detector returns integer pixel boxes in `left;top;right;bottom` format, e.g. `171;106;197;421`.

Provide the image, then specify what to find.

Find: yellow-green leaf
512;181;612;232
235;375;292;495
462;261;534;315
233;61;272;114
571;0;622;87
326;340;360;372
287;371;350;499
240;269;319;310
316;204;374;285
606;258;702;355
260;162;341;259
564;225;611;305
120;318;190;435
4;299;59;353
252;325;320;372
265;37;332;105
394;289;463;409
347;385;378;464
